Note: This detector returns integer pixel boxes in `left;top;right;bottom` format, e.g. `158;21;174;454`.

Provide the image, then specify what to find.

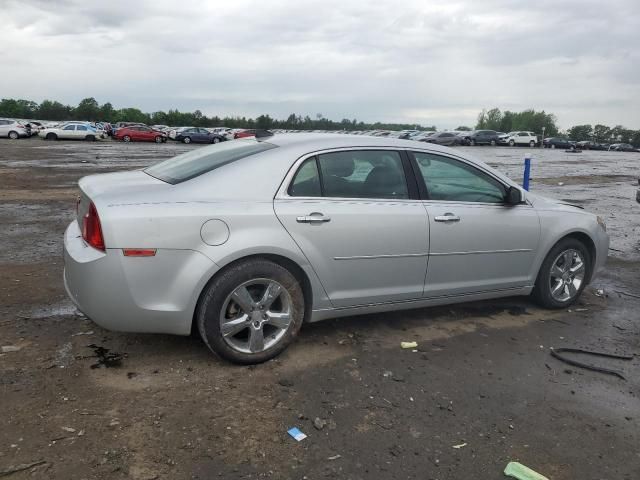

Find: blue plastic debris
287;427;307;441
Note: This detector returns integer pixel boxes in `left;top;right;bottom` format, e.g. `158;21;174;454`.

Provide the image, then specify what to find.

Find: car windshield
145;140;277;184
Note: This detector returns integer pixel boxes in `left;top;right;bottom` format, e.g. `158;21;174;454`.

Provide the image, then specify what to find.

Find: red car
113;126;167;143
233;129;256;139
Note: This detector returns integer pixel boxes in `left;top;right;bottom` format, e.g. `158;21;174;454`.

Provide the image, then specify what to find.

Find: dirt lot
1;137;639;479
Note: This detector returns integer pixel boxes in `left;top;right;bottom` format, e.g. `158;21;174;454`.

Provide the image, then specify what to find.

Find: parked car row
2;118;639;151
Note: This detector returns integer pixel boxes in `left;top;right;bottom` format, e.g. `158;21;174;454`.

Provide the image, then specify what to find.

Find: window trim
279;147;420;202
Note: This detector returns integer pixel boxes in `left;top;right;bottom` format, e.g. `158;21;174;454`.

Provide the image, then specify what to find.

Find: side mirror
505;186;523;205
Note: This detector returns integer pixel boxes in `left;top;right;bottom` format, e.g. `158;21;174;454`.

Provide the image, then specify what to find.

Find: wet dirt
0;138;639;479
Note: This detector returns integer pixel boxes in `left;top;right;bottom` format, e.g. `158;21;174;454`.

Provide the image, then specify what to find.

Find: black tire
471;139;477;146
212;137;220;144
123;135;131;142
85;135;96;142
532;238;591;309
551;144;556;149
197;259;305;364
183;136;191;144
8;131;19;140
490;139;496;146
509;140;515;147
46;132;57;141
529;140;535;147
154;135;162;143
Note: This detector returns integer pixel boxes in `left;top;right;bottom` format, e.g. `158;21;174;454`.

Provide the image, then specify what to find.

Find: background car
466;130;500;146
63;134;608;365
608;143;638;152
0;118;30;139
505;131;538;147
113;125;167;143
576;141;607;151
39;122;105;141
175;127;226;144
421;132;462;146
234;129;257;139
543;137;573;149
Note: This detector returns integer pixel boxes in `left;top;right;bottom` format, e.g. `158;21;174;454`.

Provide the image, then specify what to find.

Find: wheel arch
536;230;597;285
190;252;314;335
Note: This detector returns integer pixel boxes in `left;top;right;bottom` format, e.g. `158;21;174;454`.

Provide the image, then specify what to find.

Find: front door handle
296;212;331;223
434;213;460;222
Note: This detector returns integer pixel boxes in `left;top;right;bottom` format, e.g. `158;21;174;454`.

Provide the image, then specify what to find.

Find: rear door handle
434;213;460;222
296;212;331;223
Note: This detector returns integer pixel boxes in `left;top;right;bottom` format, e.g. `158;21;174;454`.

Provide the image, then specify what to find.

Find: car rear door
410;150;540;297
274;149;430;308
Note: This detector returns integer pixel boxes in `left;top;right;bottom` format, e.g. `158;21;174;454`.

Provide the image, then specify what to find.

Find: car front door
61;124;77;139
274;149;430;308
410;150;540;297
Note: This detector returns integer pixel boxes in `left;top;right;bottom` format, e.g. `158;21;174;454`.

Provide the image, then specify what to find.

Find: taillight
82;202;105;251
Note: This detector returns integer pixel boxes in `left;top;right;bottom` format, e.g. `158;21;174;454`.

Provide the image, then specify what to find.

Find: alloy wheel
548;249;586;302
219;279;293;354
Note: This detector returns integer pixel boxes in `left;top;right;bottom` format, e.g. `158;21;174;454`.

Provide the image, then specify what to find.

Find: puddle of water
27;302;79;319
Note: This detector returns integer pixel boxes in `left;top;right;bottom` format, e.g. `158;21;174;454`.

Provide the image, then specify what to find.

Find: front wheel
490;139;496;146
154;136;162;143
183;136;191;144
533;238;590;308
46;133;57;141
529;140;535;147
551;144;556;149
509;140;515;146
85;135;96;142
197;259;305;364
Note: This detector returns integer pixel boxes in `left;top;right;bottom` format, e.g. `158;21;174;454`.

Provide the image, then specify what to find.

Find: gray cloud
1;0;639;129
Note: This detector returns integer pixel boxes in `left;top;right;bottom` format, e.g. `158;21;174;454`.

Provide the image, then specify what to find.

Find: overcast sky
2;0;639;129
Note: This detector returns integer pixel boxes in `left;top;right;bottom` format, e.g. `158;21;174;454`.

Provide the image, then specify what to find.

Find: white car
505;131;538;147
0;118;30;139
168;127;190;140
208;127;234;140
39;122;105;141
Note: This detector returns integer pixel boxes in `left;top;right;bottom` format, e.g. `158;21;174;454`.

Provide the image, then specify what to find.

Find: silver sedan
64;134;609;363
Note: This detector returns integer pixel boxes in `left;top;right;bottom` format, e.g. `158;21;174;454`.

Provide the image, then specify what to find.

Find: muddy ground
1;137;639;479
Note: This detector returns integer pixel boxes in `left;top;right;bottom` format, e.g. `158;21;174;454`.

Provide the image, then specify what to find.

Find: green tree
36;100;72;121
74;97;100;121
567;124;593;141
592;124;612;142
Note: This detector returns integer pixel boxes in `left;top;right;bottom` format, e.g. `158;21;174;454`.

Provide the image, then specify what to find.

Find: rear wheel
197;259;305;364
183;136;191;144
533;238;590;308
123;135;131;142
46;132;57;141
8;131;19;140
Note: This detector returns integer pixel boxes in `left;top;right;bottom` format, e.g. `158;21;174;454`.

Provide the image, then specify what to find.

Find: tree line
476;107;640;145
0;97;433;132
1;97;638;145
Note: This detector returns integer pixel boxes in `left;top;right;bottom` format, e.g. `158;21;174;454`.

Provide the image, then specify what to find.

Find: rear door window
317;150;408;199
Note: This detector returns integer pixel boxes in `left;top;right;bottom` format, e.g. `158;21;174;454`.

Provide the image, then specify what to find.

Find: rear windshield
145;140;277;184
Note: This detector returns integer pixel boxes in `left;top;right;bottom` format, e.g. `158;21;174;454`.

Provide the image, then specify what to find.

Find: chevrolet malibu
64;134;609;364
